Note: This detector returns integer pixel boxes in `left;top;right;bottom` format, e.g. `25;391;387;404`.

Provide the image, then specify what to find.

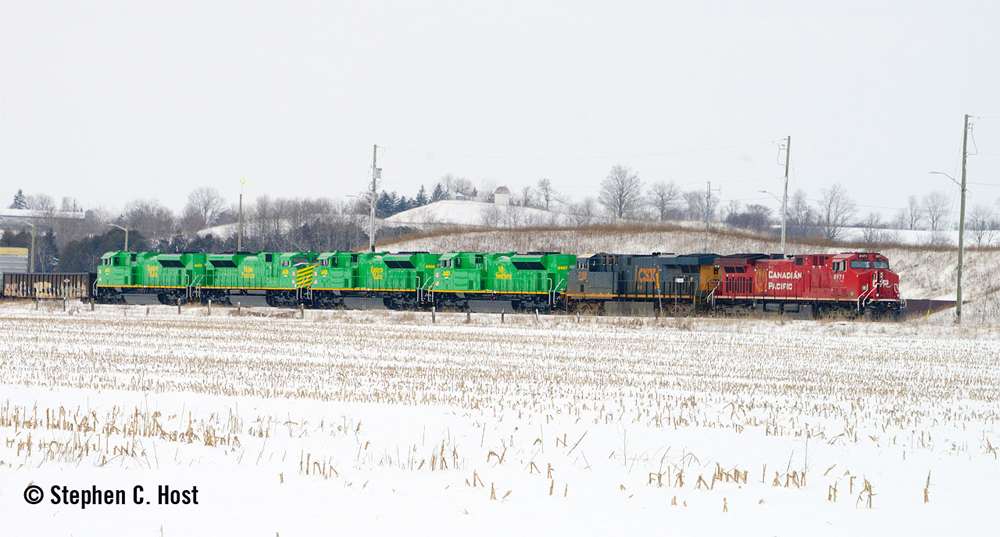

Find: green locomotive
96;250;317;306
430;251;575;311
95;249;576;311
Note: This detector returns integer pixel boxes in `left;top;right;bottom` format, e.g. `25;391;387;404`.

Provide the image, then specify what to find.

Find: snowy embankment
1;302;998;535
384;226;1000;323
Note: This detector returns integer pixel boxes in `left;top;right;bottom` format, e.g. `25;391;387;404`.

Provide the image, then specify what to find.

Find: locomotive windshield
873;260;889;269
850;260;872;269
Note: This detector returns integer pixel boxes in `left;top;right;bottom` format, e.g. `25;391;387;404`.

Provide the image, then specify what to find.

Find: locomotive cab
831;252;902;316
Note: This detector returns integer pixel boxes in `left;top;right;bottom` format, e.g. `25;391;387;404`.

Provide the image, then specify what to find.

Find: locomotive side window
850;260;872;269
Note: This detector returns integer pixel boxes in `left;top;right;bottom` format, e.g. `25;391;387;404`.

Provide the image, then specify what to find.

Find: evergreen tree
396;196;412;214
430;183;447;202
11;189;26;209
415;185;428;206
376;191;401;218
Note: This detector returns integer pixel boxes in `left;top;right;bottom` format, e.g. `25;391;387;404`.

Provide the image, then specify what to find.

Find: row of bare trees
5;172;1000;273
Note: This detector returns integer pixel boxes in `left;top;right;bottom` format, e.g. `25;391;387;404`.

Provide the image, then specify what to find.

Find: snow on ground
386;200;569;228
1;300;998;536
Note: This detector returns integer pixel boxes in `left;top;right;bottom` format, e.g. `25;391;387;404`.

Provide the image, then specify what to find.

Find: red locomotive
709;252;904;319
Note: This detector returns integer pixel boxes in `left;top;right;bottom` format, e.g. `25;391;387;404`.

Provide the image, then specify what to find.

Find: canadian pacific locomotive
93;249;904;319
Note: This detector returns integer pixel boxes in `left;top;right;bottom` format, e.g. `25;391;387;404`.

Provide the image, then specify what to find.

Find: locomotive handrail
549;276;565;308
707;280;721;309
188;274;204;300
857;282;877;312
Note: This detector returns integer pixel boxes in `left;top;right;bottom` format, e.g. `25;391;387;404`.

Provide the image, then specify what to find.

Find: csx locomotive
94;250;904;319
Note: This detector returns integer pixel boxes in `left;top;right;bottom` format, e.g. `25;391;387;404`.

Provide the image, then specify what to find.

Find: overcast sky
1;1;998;220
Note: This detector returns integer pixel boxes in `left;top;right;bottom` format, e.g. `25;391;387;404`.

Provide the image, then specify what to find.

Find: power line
379;140;782;161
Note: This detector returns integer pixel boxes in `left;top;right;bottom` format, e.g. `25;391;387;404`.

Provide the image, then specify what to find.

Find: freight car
2;272;97;300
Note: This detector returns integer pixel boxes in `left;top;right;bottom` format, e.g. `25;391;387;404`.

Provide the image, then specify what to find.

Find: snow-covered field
1;301;998;536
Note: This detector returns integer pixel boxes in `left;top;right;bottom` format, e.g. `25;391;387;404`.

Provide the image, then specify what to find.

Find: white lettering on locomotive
766;270;802;280
767;282;796;291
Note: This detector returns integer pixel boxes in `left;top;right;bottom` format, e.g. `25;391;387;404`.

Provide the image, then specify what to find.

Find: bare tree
905;195;923;230
722;200;741;222
452;177;475;196
439;174;456;195
60;197;82;213
184;187;226;229
968;204;999;247
516;186;536;208
26;194;55;212
569;197;597;226
816;183;856;241
648;181;680;221
890;209;908;231
480;204;502;227
599;165;643;220
725;204;773;233
683;189;718;222
478;178;497;203
922;191;949;231
537;178;559;211
122;199;175;244
859;212;885;245
787;189;816;237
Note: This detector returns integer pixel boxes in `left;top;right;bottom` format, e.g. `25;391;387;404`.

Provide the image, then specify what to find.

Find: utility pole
781;135;791;257
238;177;245;251
957;114;969;324
28;221;35;273
370;144;381;253
704;181;719;253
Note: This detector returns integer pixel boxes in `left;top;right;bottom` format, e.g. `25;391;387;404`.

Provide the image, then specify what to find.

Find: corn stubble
0;303;997;512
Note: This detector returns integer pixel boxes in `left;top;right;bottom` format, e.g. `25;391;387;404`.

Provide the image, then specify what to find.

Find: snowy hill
385;200;570;228
382;224;1000;323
